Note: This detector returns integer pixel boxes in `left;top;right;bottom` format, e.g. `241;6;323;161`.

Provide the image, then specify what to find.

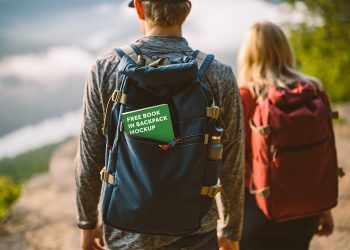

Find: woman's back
238;21;338;250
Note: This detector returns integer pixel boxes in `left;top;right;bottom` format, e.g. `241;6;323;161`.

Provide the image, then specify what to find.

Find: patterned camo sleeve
75;61;106;229
207;65;245;241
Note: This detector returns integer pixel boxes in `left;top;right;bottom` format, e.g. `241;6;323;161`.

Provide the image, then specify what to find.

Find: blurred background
0;0;349;249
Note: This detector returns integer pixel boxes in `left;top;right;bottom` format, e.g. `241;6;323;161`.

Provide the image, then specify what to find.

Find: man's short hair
142;0;191;27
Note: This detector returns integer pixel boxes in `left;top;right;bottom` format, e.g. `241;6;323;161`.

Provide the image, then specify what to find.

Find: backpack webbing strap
191;50;215;81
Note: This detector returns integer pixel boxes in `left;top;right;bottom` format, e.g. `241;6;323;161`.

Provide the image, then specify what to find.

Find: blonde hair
238;21;322;96
142;1;191;27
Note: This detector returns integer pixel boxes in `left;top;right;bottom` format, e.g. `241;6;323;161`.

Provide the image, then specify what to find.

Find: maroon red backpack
249;82;339;222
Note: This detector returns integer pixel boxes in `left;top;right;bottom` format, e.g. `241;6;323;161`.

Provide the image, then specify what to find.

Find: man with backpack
75;1;244;249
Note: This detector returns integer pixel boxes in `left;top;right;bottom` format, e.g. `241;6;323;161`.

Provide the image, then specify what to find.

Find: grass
0;142;64;184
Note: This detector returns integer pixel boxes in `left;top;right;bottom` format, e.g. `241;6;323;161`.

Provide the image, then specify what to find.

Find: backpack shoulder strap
191;50;217;107
103;45;142;136
191;50;215;81
115;44;154;66
114;44;142;62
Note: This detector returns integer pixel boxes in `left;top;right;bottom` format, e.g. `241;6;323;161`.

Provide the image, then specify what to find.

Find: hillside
0;139;79;250
0;104;349;249
0;142;62;184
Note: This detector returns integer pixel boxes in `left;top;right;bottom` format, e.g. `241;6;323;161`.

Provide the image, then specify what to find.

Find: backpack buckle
207;106;220;119
250;186;271;198
111;90;128;105
249;119;271;136
337;167;345;177
330;111;339;120
100;167;115;185
201;185;222;198
256;188;271;198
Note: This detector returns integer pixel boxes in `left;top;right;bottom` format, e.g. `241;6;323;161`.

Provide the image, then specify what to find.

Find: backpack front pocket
105;133;207;235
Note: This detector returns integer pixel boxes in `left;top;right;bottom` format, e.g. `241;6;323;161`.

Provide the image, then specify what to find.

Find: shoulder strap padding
115;45;139;62
191;50;215;81
129;44;143;55
115;44;154;66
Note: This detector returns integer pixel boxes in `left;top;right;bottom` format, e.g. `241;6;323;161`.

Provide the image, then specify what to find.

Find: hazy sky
0;0;301;158
0;0;289;61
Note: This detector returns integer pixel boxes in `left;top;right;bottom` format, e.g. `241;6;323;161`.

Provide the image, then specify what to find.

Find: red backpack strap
240;88;256;121
239;87;257;187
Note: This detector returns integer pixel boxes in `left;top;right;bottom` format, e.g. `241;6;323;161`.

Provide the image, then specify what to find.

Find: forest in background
283;0;350;102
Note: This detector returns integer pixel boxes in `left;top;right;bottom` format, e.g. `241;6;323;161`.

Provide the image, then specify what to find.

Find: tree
283;0;350;102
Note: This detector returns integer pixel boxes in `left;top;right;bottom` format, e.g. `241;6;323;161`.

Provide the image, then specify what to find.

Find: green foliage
0;176;20;220
0;142;62;184
283;0;350;102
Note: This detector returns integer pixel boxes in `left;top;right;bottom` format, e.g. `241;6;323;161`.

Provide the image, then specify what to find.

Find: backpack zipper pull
159;138;182;151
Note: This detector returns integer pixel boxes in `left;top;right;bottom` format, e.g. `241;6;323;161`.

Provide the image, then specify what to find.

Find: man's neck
143;22;183;37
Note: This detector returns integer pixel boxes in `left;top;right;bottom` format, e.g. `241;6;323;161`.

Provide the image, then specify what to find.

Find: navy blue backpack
100;44;224;236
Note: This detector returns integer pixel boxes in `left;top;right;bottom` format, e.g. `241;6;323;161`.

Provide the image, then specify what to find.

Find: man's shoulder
191;49;232;75
94;50;120;69
203;57;236;87
88;50;121;87
208;58;233;76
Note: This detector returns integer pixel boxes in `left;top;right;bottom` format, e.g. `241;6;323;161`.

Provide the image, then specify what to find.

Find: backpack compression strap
190;51;224;199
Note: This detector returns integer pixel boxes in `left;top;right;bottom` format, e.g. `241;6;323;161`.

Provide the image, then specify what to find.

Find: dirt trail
0;104;349;250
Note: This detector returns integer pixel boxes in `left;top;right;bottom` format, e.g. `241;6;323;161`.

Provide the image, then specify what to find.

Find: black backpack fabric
100;44;224;236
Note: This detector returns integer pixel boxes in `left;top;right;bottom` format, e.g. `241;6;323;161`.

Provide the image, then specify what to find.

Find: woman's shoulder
239;87;257;117
239;87;255;103
239;87;251;96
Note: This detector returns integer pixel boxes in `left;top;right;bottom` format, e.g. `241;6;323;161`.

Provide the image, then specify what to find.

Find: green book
122;104;175;143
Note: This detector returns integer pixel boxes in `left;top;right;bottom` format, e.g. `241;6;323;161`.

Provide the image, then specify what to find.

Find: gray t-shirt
75;36;244;250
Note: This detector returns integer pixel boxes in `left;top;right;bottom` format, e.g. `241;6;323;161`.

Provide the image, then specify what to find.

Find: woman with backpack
238;21;338;250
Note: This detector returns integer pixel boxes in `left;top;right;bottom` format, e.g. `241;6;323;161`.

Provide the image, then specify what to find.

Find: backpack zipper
270;136;331;165
176;135;205;145
274;136;331;153
125;134;206;147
